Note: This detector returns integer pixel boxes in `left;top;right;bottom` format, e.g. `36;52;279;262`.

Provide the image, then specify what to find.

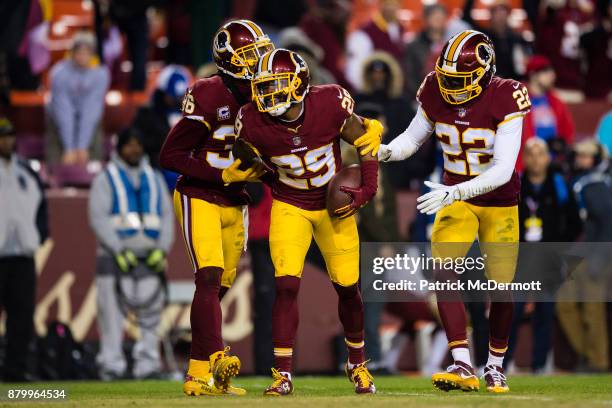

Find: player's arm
222;108;267;185
336;114;380;218
416;115;524;215
159;117;222;182
378;106;434;162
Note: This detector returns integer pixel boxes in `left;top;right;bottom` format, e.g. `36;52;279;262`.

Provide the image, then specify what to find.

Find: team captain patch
217;105;230;121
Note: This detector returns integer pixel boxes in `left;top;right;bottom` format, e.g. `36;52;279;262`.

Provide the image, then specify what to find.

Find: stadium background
0;0;611;377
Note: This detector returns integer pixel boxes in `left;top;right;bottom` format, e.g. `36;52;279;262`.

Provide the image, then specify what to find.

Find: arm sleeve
88;174;123;254
385;106;434;161
159;117;223;183
456;116;523;200
76;67;110;149
49;69;76;150
155;172;175;253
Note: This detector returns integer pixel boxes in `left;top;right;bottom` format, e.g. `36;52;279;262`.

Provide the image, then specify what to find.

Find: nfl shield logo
457;108;467;118
292;136;301;146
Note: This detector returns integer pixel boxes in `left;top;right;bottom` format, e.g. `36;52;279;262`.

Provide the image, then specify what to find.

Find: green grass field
1;375;611;408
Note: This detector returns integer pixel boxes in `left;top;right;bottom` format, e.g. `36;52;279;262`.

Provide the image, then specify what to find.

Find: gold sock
187;359;210;378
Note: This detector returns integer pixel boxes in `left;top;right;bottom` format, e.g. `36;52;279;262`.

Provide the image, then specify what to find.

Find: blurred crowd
0;0;611;381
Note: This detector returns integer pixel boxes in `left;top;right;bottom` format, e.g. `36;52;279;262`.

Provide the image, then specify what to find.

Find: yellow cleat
183;374;224;396
210;346;241;391
432;362;480;392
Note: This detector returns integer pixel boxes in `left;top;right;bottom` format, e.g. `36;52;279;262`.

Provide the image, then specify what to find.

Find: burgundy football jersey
175;75;249;206
417;72;531;207
236;84;353;210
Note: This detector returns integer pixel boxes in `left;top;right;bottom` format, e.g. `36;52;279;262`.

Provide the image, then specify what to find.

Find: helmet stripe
445;30;472;65
260;49;274;74
243;20;264;37
266;49;279;72
451;31;480;64
443;32;463;62
237;20;258;38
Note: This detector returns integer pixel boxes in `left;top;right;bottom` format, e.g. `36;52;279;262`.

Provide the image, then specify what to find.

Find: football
232;138;262;170
326;164;362;217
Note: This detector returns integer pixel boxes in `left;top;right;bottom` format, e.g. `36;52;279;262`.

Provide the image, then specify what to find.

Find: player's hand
378;144;392;162
334;185;375;219
416;181;461;215
354;118;384;157
115;250;138;273
145;249;166;273
221;159;267;185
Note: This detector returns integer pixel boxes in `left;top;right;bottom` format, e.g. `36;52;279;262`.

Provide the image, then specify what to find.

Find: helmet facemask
435;64;487;104
252;72;302;116
231;37;274;78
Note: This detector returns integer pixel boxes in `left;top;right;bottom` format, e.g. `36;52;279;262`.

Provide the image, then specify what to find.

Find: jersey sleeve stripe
185;115;212;130
497;112;527;128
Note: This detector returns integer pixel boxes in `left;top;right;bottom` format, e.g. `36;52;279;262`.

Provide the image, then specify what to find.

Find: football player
232;49;383;396
379;30;531;393
159;20;272;396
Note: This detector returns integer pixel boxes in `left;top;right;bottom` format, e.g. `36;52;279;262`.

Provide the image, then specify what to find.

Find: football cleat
210;346;241;392
263;368;294;396
345;361;377;394
182;374;224;396
432;361;480;392
483;365;510;393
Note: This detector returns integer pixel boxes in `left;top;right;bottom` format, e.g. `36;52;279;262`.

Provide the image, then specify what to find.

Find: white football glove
377;144;392;162
416;181;462;215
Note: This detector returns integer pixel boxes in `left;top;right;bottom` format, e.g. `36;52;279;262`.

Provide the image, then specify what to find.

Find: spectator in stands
131;64;190;188
46;32;110;166
345;0;405;91
530;0;595;91
279;27;335;86
246;183;275;375
300;0;352;90
403;4;448;98
89;128;174;380
462;0;529;79
579;0;612;99
506;138;581;373
0;117;48;382
522;55;575;156
557;139;610;372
